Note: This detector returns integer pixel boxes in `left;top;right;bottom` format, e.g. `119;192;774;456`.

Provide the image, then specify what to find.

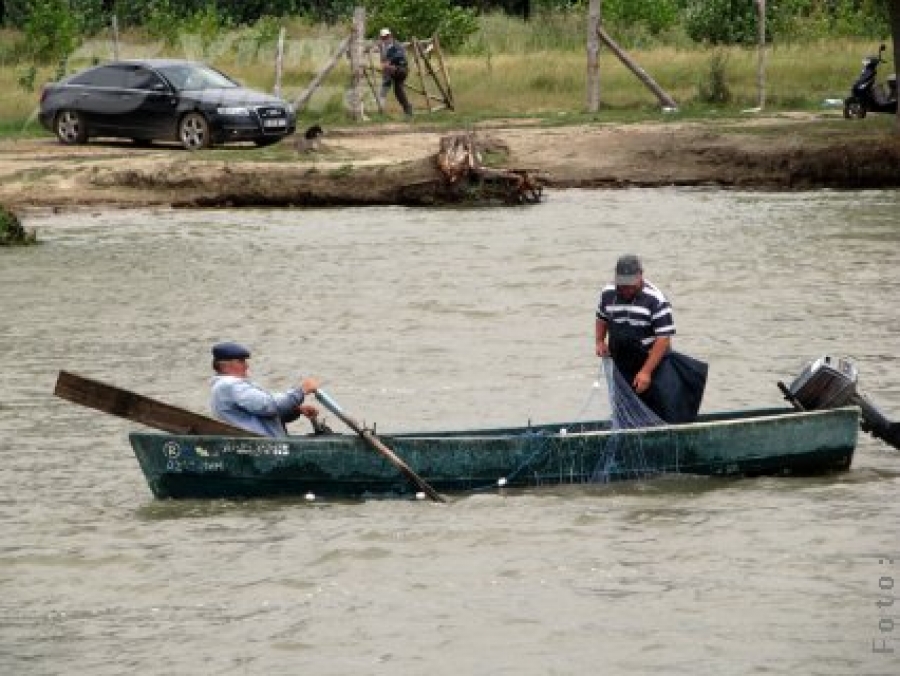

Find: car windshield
156;64;238;91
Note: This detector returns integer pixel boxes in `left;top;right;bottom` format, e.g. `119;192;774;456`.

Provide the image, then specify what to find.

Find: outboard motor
781;355;900;450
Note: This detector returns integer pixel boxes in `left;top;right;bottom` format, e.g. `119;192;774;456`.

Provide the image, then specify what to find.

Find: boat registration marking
220;441;290;456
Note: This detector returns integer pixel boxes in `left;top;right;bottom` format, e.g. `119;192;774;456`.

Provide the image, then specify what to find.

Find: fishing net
590;356;665;483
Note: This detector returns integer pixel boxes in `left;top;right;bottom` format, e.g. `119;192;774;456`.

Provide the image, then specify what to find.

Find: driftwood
433;134;546;204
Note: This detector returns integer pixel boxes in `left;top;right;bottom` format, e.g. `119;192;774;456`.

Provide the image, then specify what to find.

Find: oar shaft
315;389;445;502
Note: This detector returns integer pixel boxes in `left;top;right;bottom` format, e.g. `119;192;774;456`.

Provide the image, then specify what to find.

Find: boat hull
127;407;860;500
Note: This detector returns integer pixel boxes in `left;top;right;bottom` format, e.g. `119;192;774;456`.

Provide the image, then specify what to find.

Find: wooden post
596;24;677;110
348;7;366;121
274;26;286;97
587;0;600;113
293;36;350;111
755;0;767;110
367;48;385;113
409;37;432;113
416;37;452;110
433;35;454;110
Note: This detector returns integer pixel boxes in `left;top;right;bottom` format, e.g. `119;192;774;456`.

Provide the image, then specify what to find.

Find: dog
294;124;324;153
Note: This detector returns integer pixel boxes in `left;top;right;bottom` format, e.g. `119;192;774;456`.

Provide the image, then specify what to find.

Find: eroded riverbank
2;113;900;209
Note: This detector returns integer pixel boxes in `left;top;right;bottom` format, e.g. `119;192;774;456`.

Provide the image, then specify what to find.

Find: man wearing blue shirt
209;342;320;437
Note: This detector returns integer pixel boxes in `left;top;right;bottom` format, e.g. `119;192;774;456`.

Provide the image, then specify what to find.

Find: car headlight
217;106;250;116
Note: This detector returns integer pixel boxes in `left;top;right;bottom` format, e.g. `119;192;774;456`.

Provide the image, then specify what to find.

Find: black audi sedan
38;59;296;150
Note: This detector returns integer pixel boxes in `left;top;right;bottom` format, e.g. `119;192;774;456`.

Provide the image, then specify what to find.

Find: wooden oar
314;388;445;503
54;370;259;436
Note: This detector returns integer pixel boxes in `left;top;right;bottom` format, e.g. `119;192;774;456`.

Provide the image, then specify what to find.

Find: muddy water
2;189;900;675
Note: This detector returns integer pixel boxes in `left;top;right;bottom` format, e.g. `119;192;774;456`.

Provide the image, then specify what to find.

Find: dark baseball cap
615;254;643;285
212;342;251;360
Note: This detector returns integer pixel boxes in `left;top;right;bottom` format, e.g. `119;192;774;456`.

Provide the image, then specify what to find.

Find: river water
2;189;899;675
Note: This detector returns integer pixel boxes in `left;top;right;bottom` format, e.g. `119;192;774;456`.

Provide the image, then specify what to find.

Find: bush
366;0;479;51
23;0;81;64
0;206;38;246
697;50;731;104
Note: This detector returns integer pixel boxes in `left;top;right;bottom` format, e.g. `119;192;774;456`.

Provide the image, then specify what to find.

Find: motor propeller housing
787;355;900;450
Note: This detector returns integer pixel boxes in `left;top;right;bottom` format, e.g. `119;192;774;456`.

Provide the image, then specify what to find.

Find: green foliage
0;206;38;246
16;64;36;92
23;0;81;64
366;0;479;51
143;0;182;46
774;0;889;40
144;1;233;53
697;50;731;104
463;10;584;55
181;3;233;54
683;0;890;45
602;0;680;35
249;15;282;45
683;0;758;45
72;0;105;34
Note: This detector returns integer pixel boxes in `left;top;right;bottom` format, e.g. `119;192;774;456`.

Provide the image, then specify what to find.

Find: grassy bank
0;13;888;135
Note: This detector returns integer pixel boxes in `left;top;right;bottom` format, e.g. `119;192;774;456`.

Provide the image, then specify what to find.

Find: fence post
274;26;286;97
348;7;366;121
587;0;600;113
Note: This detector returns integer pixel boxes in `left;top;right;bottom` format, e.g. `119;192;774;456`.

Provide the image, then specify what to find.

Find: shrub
366;0;479;51
0;206;38;246
697;50;732;104
23;0;81;64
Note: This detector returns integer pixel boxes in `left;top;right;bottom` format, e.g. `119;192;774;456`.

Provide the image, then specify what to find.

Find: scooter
844;43;897;118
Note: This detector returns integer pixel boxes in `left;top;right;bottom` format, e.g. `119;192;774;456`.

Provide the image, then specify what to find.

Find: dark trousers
387;71;412;116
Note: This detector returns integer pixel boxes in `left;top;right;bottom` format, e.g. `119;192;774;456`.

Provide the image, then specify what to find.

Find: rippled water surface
2;189;900;675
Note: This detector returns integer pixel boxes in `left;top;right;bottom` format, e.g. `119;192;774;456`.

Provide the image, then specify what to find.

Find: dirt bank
2;112;900;210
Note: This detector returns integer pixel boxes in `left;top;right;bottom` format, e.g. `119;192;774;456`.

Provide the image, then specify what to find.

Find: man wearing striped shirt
595;254;706;423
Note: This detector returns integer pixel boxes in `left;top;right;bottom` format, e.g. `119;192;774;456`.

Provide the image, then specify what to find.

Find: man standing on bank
378;28;413;118
209;341;320;437
595;254;707;424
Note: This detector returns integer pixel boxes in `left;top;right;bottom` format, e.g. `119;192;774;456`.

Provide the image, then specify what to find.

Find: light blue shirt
210;375;305;437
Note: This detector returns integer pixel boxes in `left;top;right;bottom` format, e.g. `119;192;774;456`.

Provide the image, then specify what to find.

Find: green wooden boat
127;406;860;500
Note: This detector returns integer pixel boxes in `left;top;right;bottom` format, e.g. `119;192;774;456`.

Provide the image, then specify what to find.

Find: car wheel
843;98;866;119
179;112;211;150
55;110;88;145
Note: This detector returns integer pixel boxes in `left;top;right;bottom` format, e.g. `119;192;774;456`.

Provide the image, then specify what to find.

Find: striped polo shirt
596;279;676;349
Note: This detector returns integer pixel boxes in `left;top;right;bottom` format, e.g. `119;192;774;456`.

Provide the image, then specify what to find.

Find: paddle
54;370;259;436
314;388;445;503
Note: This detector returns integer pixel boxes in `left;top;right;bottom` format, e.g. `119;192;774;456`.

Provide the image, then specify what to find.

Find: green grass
0;16;890;137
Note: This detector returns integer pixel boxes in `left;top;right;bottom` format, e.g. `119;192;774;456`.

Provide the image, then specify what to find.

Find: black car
38;59;296;150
